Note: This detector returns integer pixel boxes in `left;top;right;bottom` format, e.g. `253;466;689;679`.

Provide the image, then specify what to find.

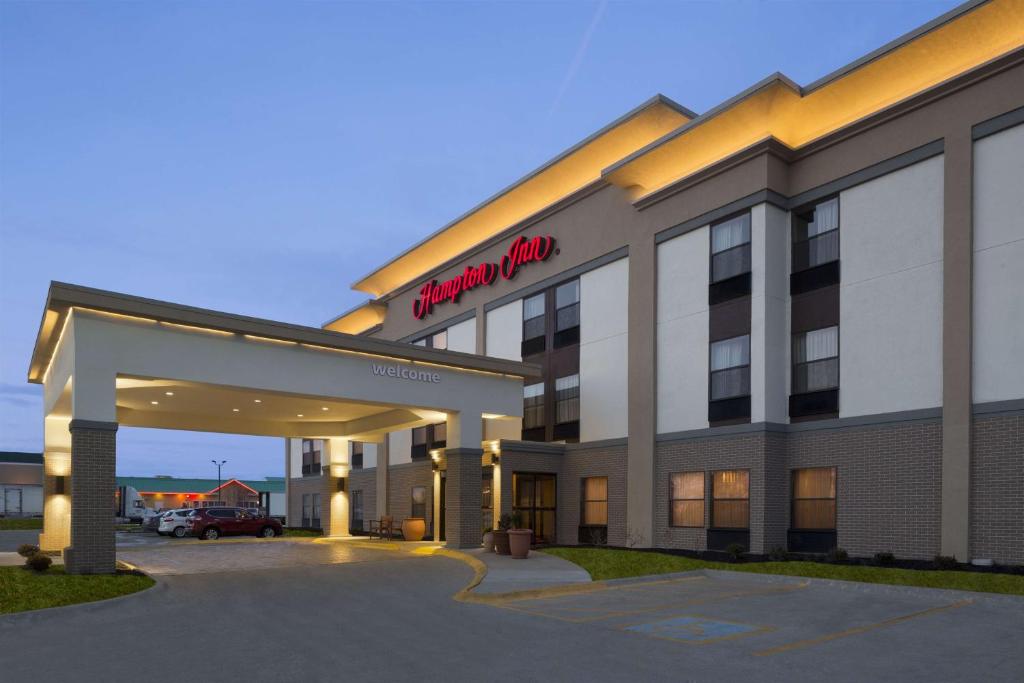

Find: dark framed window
351;442;364;470
482;469;493;532
711;470;749;529
554;280;580;347
792;197;839;273
792;326;839;394
523;382;545;432
711;213;752;283
791;467;836;530
412;329;448;350
709;335;750;400
412;424;446;460
512;472;556;544
554;374;580;424
302;493;321;528
301;439;322;477
350;490;363;533
670;472;705;528
579;476;608;545
410;486;427;519
522;293;546;356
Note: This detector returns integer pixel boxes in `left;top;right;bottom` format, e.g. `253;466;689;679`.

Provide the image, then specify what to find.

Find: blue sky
0;0;959;480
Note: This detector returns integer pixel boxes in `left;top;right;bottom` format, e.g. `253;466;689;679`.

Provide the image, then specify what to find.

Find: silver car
157;509;193;538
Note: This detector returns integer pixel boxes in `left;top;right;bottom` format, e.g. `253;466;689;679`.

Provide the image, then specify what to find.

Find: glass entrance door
512;473;556;544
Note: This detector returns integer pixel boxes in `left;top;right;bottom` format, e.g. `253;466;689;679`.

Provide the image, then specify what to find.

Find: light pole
212;459;227;504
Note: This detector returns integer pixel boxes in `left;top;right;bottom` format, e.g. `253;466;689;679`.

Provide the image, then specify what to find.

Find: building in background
292;0;1024;564
0;452;43;517
115;476;285;519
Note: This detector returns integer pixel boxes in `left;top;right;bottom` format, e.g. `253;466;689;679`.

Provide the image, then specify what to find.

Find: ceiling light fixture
165;391;174;396
297;414;304;418
254;399;262;403
321;407;329;411
150;401;159;405
232;408;240;412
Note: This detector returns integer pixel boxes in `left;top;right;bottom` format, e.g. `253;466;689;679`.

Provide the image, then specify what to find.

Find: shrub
724;543;745;563
25;553;53;572
768;546;789;562
873;552;896;567
825;547;849;564
933;555;959;570
16;544;39;558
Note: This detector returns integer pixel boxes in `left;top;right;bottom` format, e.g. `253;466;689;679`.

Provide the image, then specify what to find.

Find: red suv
187;508;283;540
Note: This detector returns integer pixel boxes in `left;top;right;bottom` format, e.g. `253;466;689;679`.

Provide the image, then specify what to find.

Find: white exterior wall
287;438;303;478
579;257;629;441
485;299;522;360
973;123;1024;403
657;226;710;433
839;155;944;417
388;430;412;466
750;203;790;424
446;317;476;354
360;442;378;470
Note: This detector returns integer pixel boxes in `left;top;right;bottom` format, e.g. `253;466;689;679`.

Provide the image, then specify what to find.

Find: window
412;424;445;460
523;382;545;430
512;473;556;543
522;293;546;355
301;494;311;527
351;442;364;470
482;471;493;532
311;493;321;528
791;468;836;530
710;335;750;400
793;197;839;273
554;280;580;347
412;427;428;460
554;374;580;424
580;477;608;526
711;470;749;529
301;439;322;476
350;490;364;533
670;472;705;527
711;213;752;283
792;326;839;394
412;329;448;349
410;486;427;519
431;422;446;448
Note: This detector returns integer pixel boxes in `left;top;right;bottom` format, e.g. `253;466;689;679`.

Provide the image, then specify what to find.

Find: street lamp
212;459;227;504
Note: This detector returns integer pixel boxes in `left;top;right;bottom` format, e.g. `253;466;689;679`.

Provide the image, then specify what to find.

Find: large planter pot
401;517;426;542
493;530;511;555
508;529;533;559
482;531;495;552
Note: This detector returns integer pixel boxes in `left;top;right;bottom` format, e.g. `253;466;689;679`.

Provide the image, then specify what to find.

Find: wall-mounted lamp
336;477;347;493
55;475;67;495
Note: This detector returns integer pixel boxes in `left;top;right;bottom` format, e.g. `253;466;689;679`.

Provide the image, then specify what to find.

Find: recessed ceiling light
232;408;240;412
165;391;174;396
150;401;159;405
254;399;262;403
296;414;304;418
321;407;329;411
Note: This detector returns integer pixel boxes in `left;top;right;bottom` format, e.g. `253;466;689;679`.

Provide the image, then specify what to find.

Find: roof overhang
28;282;540;384
349;95;694;298
603;0;1024;199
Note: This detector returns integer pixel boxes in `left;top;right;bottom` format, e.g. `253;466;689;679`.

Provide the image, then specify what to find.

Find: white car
157;509;194;538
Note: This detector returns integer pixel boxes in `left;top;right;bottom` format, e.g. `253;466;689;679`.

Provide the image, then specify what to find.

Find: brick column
444;448;483;549
65;419;117;575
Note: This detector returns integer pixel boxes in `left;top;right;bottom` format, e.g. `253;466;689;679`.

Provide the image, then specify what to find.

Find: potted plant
494;514;512;555
482;527;495;552
508;511;532;559
401;517;426;542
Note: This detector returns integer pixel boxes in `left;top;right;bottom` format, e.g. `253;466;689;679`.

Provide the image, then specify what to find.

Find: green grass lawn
283;528;322;537
543;547;1024;597
0;518;43;530
0;566;155;615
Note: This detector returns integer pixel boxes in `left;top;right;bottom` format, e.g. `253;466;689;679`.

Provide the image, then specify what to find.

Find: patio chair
369;515;400;541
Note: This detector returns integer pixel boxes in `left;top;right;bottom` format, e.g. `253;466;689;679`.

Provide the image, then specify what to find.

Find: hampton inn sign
412;234;556;319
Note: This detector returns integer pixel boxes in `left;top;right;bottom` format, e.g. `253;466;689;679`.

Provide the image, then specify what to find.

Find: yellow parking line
753;598;974;657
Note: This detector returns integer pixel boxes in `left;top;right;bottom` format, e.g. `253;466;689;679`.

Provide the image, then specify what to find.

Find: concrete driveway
1;544;1022;682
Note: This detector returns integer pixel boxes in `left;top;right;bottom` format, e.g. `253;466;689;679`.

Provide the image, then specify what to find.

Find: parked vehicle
187;507;283;541
157;509;193;538
142;509;166;532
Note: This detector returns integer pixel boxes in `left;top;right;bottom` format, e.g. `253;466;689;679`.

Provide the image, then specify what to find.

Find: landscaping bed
0;518;43;531
0;566;155;615
543;547;1024;597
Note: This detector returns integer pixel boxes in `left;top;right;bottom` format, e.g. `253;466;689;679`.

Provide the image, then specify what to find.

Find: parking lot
2;536;1023;681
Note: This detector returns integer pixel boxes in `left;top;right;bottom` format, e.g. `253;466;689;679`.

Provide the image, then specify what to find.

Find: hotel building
26;0;1024;574
291;0;1024;563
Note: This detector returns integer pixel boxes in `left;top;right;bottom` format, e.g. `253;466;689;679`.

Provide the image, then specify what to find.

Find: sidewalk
465;547;591;594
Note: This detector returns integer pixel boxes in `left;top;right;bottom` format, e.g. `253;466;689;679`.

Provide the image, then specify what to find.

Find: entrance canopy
29;282;536;442
28;282;538;572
